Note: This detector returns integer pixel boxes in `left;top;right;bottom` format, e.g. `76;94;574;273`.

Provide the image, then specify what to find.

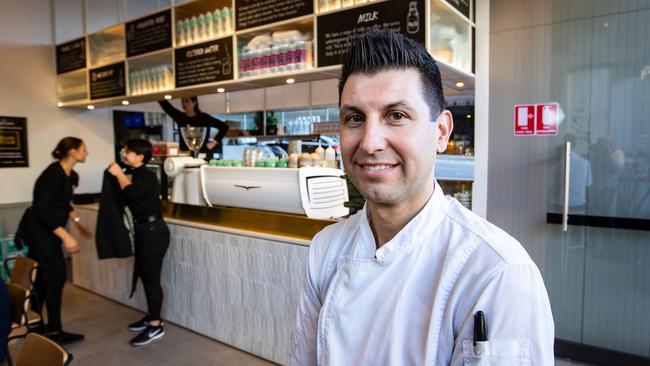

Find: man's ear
435;110;454;153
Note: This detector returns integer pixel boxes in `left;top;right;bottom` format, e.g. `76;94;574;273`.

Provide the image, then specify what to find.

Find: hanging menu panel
56;38;86;74
317;0;425;67
175;38;234;88
236;0;313;31
90;62;126;99
0;116;28;168
126;9;172;57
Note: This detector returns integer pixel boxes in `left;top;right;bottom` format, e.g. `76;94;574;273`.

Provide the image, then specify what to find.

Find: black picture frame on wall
0;116;29;168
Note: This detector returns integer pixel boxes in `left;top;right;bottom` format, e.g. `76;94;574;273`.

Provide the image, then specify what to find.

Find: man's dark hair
338;28;446;119
125;139;153;163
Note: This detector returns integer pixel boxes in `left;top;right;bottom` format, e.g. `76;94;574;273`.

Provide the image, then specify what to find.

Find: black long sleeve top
122;165;162;221
158;100;229;152
32;162;77;232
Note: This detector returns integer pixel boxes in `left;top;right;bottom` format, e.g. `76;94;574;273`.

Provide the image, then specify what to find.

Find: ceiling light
122;100;130;105
164;95;172;100
57;102;63;107
217;88;225;93
87;105;95;110
455;81;465;88
466;114;472;118
286;78;295;84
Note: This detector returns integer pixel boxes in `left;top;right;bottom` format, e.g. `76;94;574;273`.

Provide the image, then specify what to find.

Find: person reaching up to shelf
158;96;229;159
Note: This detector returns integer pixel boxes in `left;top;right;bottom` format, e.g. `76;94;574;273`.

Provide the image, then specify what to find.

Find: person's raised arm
158;100;185;122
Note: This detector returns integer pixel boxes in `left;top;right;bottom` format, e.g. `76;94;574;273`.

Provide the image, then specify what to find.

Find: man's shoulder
309;211;363;258
444;199;532;266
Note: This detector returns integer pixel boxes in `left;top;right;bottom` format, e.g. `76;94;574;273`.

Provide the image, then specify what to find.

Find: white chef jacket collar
358;180;449;264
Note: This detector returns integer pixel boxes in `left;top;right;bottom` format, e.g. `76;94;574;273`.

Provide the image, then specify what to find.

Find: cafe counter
70;202;335;364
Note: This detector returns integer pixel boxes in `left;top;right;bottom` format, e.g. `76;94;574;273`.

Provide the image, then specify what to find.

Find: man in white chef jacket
289;28;554;365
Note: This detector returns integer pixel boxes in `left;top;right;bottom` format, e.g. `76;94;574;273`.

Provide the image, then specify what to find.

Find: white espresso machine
163;157;207;205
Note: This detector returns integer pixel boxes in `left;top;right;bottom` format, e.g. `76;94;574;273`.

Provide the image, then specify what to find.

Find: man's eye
388;112;407;121
344;115;364;125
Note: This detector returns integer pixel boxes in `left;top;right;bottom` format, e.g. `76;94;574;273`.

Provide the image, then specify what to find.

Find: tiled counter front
71;205;311;364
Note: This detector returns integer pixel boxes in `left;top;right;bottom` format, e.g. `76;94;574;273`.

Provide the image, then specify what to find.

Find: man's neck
367;186;435;249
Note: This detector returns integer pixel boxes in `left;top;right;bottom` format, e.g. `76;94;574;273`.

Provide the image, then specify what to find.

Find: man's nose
358;117;387;154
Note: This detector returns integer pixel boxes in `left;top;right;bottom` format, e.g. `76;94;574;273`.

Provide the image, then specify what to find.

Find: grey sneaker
130;325;165;347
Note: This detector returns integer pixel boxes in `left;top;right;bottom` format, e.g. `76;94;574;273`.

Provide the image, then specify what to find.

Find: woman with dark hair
29;136;90;345
158;96;229;158
108;139;170;347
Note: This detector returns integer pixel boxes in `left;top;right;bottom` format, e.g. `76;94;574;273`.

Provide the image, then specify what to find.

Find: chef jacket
289;182;554;365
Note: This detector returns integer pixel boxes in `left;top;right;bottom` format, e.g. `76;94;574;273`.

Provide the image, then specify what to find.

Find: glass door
542;6;650;360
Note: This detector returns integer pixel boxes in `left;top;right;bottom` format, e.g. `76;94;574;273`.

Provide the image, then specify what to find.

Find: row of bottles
284;115;320;136
177;7;233;47
239;31;313;78
130;66;173;95
319;0;379;12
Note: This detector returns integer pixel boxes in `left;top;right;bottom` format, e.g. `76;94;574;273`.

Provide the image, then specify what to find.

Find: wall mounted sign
535;102;559;136
126;9;172;57
0;116;28;168
90;62;126;100
56;38;86;74
317;0;426;67
514;103;560;136
514;104;535;136
236;0;313;31
175;37;234;87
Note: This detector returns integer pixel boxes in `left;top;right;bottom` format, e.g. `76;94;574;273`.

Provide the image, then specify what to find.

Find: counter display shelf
88;24;126;69
127;49;174;96
70;203;332;364
56;69;88;102
174;0;234;48
54;0;475;108
430;0;473;74
236;16;314;79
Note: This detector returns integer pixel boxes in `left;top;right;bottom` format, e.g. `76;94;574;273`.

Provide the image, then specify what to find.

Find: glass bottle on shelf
223;7;232;34
190;16;199;44
177;20;185;46
213;9;222;37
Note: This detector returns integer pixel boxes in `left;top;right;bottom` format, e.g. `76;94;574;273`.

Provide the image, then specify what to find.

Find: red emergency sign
514;104;535;136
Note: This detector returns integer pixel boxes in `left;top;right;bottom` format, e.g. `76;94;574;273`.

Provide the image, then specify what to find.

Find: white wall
0;0;114;204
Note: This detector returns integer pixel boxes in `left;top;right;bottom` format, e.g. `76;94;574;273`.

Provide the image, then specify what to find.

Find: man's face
340;69;452;207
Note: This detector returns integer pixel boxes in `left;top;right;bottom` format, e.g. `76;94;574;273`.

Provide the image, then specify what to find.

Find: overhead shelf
55;0;475;109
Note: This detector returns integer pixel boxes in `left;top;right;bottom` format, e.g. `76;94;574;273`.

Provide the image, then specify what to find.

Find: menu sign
0;116;28;168
317;0;426;67
126;9;172;57
443;0;471;20
90;62;126;99
236;0;313;31
175;38;233;87
56;38;86;74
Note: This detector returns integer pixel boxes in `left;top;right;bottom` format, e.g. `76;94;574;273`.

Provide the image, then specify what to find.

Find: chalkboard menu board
90;62;126;99
126;9;172;57
443;0;471;20
175;38;234;88
0;116;28;168
317;0;425;68
235;0;313;31
56;38;86;74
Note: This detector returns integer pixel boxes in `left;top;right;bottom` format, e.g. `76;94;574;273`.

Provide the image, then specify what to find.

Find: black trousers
134;219;170;320
27;229;67;331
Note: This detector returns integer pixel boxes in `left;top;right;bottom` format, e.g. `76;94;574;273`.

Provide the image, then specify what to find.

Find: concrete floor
11;283;594;366
55;284;275;366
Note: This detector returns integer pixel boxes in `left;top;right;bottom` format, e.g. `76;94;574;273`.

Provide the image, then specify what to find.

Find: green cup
276;159;288;168
231;160;242;167
255;160;266;167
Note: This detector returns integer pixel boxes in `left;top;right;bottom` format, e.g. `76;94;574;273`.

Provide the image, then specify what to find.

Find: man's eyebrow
340;105;364;114
383;100;413;110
